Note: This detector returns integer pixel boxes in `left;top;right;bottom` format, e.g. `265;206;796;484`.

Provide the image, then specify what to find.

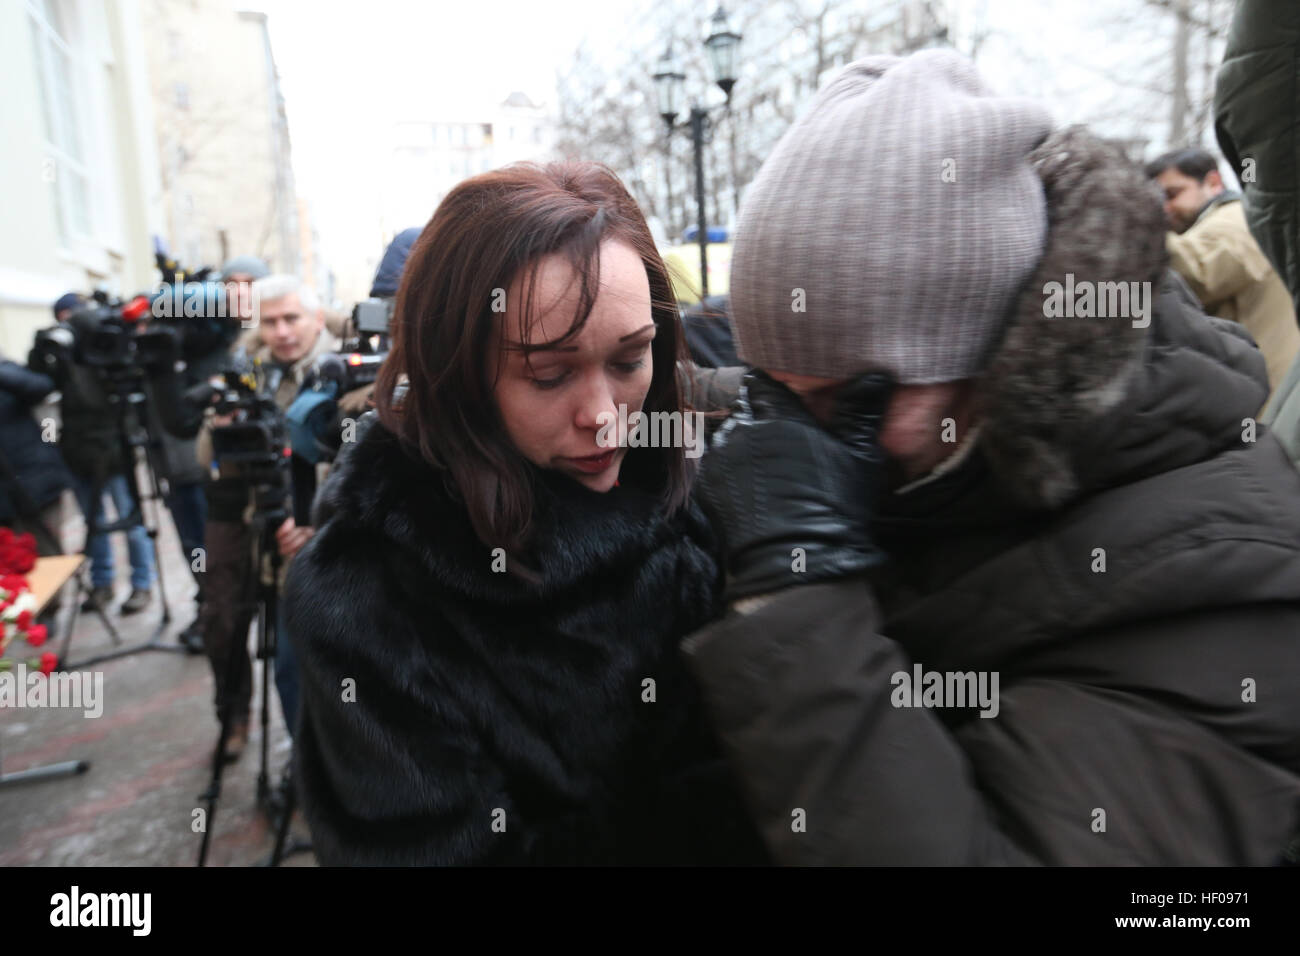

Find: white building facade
0;0;162;358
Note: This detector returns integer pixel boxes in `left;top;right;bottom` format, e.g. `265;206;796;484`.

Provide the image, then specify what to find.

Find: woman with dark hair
283;161;765;866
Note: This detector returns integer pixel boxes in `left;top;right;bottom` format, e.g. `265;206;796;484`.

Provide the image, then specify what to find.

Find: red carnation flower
38;652;58;675
16;609;32;630
26;624;48;647
3;537;37;574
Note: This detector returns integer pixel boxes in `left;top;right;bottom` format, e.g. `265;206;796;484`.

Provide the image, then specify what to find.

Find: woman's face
493;240;656;492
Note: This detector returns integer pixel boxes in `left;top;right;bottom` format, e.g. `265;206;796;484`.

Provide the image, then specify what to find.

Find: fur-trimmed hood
973;127;1269;509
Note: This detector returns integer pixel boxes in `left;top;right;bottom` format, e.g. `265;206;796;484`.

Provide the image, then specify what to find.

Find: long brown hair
374;161;691;554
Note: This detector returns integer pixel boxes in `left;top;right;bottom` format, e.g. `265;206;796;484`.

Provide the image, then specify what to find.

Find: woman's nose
572;372;618;431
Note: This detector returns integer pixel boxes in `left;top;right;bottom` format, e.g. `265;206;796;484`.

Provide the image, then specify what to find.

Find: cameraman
195;274;336;760
149;258;272;653
33;293;155;615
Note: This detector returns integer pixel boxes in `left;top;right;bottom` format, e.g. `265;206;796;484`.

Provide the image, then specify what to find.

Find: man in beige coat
1147;148;1299;396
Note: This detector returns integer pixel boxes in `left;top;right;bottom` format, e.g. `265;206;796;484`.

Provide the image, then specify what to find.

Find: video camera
281;294;392;467
146;252;244;364
30;254;241;388
30;291;173;384
185;356;301;524
328;296;393;393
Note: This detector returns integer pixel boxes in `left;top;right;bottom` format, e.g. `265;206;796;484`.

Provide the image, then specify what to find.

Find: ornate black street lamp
653;5;743;299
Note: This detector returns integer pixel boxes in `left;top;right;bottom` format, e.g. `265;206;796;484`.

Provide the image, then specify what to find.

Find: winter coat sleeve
1215;0;1300;467
1215;0;1300;317
284;524;640;866
0;360;55;405
680;579;1031;865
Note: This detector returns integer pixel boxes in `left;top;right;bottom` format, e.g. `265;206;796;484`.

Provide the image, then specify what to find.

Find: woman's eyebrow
618;323;656;342
505;322;656;355
505;340;579;354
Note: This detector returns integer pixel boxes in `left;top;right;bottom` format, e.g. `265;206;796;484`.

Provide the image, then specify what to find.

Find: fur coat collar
289;420;766;864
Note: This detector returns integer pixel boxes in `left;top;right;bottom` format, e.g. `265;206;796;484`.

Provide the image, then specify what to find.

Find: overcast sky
255;0;629;299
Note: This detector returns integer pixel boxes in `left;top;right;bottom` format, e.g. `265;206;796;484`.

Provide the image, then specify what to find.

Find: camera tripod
197;494;310;867
61;372;186;669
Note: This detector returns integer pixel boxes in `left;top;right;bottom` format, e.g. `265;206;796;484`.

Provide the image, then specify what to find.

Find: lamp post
705;5;742;223
653;47;684;243
653;5;742;300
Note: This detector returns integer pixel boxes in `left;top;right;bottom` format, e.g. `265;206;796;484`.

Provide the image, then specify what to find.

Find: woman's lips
565;450;617;474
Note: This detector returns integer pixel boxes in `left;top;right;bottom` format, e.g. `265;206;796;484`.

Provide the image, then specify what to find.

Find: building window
28;0;92;245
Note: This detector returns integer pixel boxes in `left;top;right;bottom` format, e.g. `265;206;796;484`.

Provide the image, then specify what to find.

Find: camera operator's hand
276;517;315;559
211;411;236;428
339;382;375;416
696;368;893;602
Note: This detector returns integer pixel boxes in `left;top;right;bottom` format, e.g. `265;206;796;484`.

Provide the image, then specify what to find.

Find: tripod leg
197;682;236;867
195;541;258;868
254;524;282;817
268;762;296;866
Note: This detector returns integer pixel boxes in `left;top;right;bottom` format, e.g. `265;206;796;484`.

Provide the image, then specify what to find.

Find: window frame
27;0;96;250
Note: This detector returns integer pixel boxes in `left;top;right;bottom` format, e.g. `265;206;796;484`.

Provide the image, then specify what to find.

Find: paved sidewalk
0;487;315;867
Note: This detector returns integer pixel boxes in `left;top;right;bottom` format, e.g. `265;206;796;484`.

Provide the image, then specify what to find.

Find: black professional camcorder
31;291;173;383
324;295;393;393
146;252;243;365
31;254;240;387
185;356;310;525
282;294;392;467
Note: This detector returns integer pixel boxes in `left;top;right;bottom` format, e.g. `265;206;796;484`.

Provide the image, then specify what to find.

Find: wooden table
25;554;86;615
0;554;91;788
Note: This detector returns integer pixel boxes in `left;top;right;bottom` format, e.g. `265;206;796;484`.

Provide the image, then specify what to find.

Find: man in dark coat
1215;0;1300;469
0;356;73;554
30;297;156;615
682;295;740;369
684;50;1300;865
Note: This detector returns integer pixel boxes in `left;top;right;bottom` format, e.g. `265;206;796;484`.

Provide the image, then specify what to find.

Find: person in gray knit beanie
684;46;1300;868
730;48;1054;384
219;254;270;282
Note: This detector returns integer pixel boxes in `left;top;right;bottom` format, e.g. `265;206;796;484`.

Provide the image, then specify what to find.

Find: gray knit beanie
731;49;1055;383
220;255;270;281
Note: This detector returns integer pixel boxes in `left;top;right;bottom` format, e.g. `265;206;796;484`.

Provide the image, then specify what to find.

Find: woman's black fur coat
284;413;767;865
